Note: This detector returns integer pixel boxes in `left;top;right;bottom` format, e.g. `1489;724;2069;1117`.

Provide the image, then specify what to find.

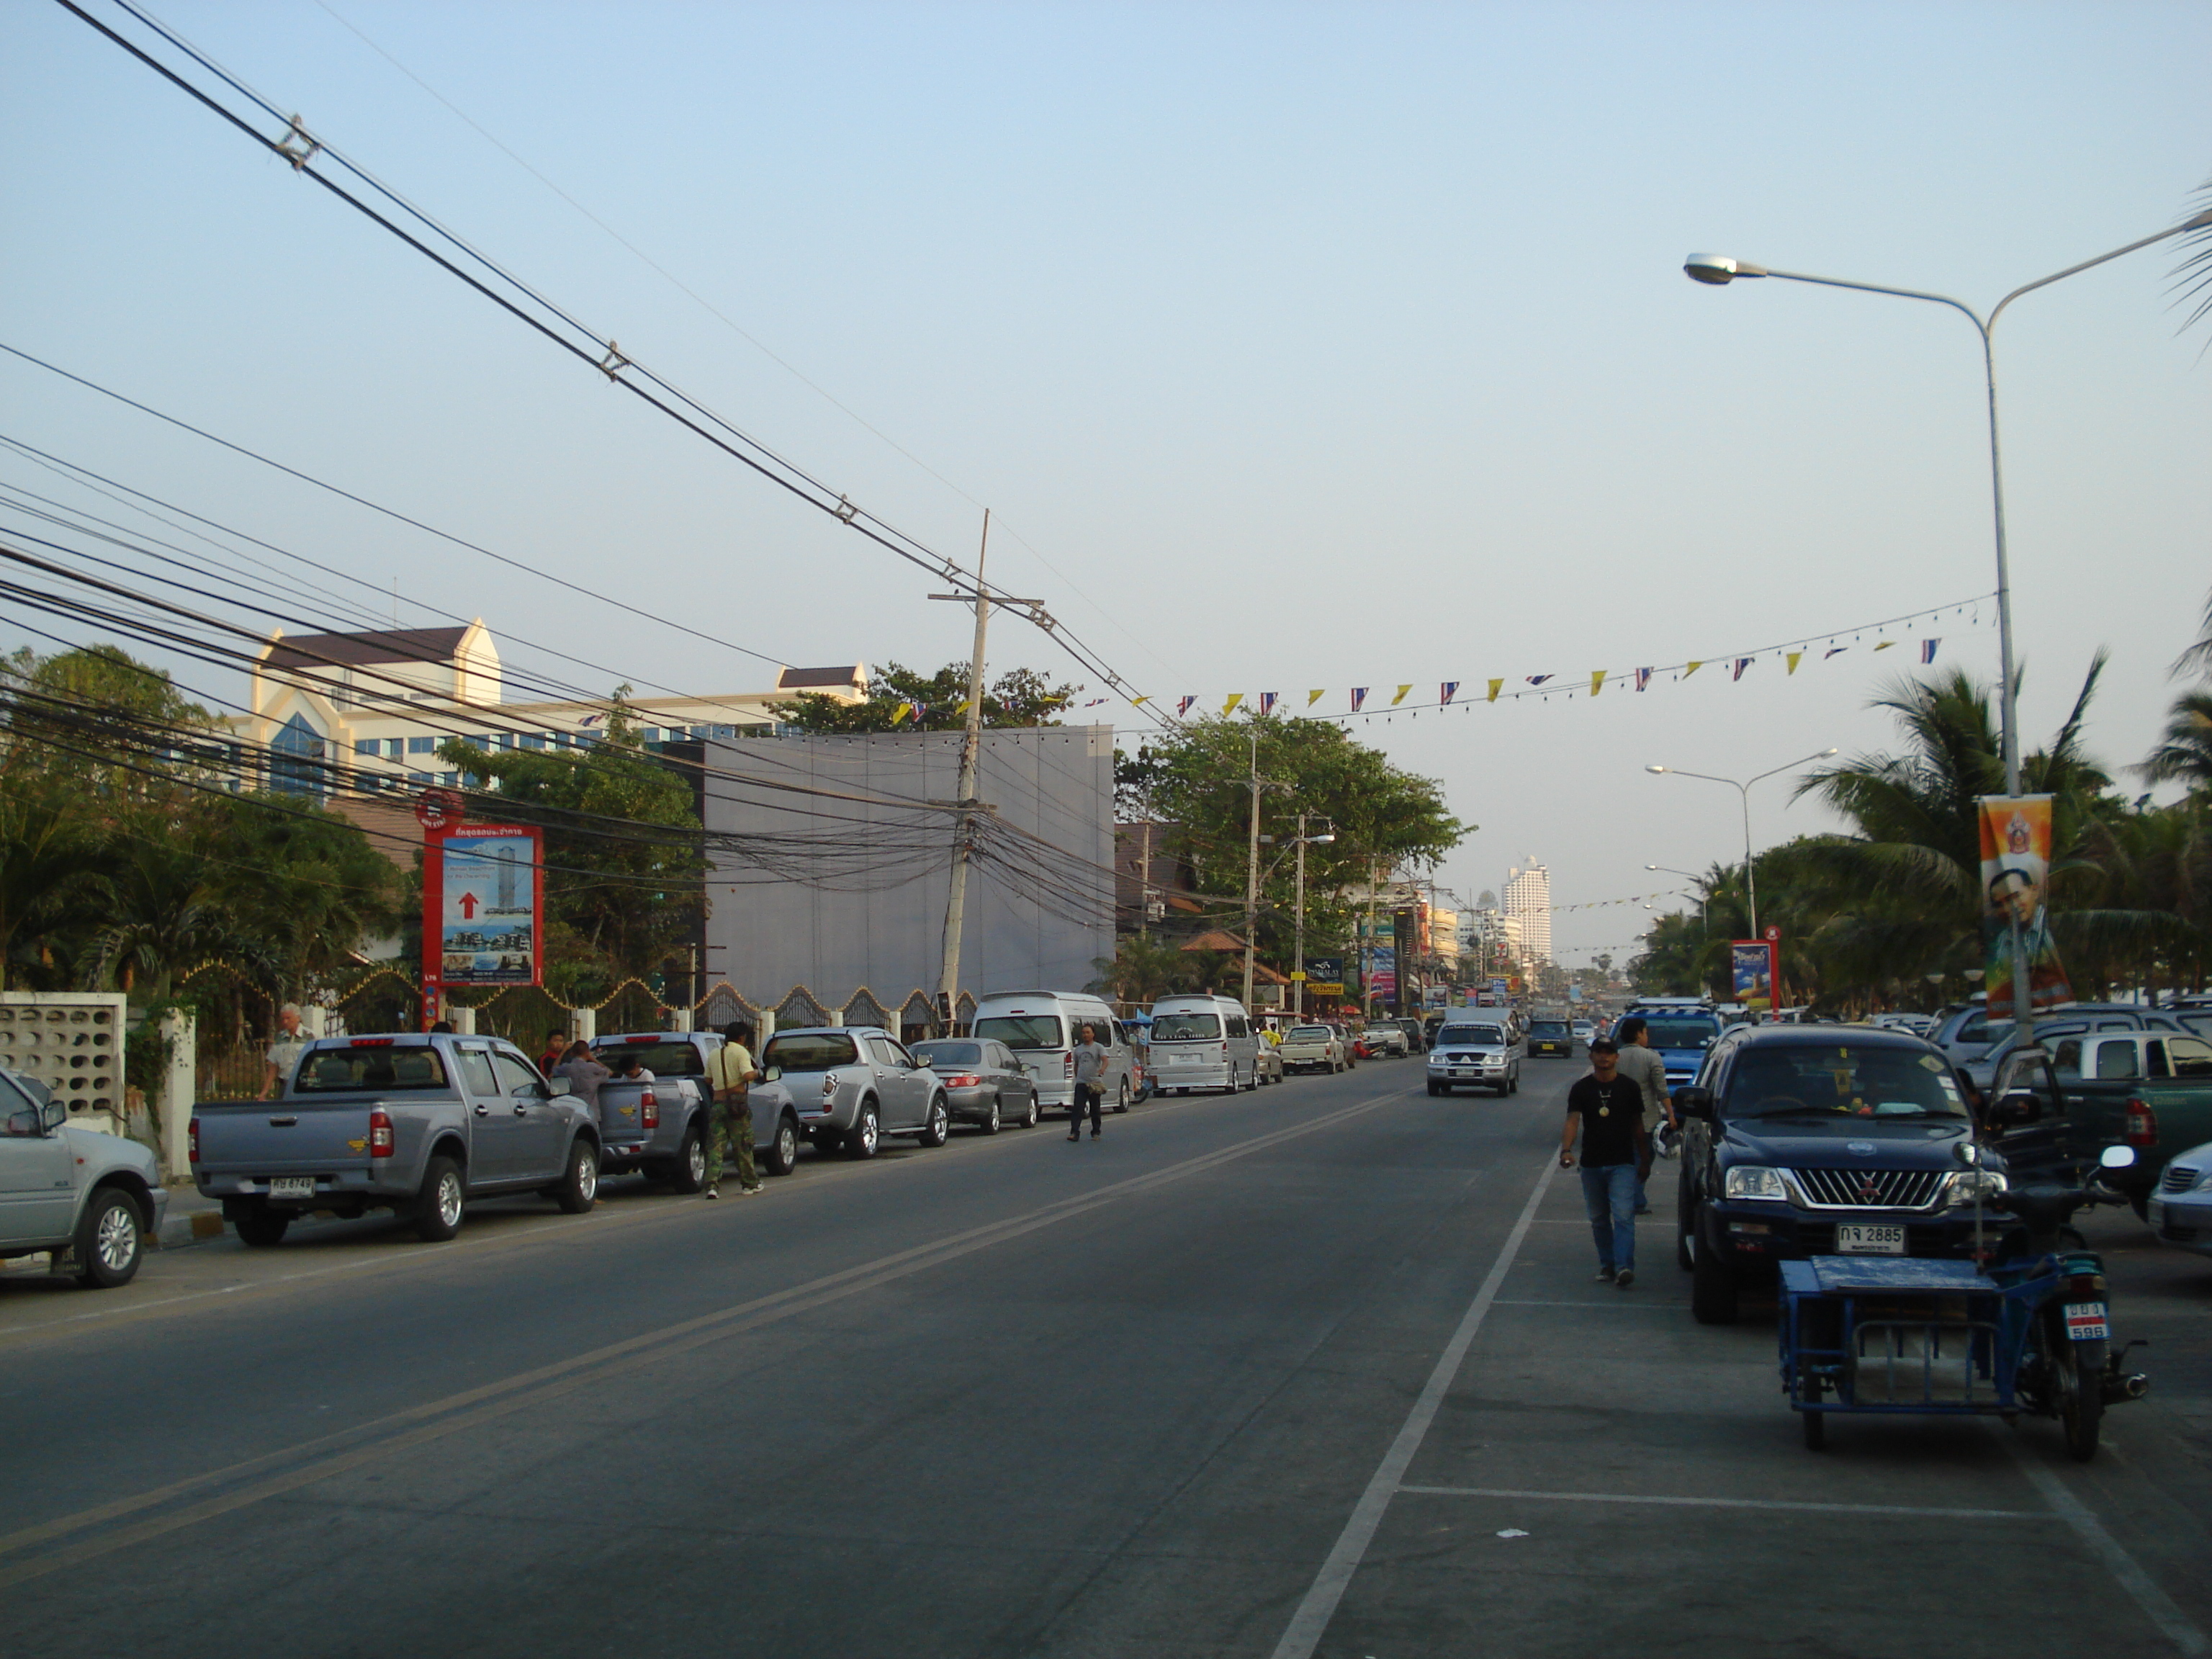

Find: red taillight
1063;1052;1075;1077
2126;1097;2158;1147
369;1109;395;1159
1220;1041;1228;1056
642;1089;659;1130
350;1038;395;1048
2064;1272;2106;1298
943;1073;981;1088
188;1116;200;1164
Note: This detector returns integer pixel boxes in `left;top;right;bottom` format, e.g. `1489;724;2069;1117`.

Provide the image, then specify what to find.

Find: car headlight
1723;1165;1788;1200
1946;1170;2008;1205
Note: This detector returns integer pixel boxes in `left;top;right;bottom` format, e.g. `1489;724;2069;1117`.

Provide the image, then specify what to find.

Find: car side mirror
2098;1144;2136;1170
1990;1090;2041;1128
548;1076;572;1097
1673;1087;1713;1120
764;1066;781;1084
4;1107;40;1138
42;1100;66;1132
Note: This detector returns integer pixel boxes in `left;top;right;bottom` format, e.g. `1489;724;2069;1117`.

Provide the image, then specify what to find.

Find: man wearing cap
1561;1038;1650;1289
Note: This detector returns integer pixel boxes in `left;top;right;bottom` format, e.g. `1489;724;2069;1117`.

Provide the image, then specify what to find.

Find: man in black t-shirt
1561;1038;1650;1288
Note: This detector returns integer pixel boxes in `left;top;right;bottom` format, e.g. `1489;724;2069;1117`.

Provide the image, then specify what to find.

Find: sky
4;0;2208;967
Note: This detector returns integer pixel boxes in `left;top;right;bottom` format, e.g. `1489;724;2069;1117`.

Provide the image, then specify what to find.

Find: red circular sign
415;788;463;832
1763;925;1781;943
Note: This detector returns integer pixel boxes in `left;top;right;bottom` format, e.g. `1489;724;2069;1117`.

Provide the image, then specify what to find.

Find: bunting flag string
1118;591;1991;726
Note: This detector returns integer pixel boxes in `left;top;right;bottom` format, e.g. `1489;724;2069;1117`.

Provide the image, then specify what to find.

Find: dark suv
1673;1026;2005;1325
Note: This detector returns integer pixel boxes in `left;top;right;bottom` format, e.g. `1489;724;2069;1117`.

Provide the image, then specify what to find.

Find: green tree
772;662;1080;734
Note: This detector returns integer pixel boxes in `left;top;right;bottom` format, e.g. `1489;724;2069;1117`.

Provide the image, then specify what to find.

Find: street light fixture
1290;818;1336;1019
1681;207;2212;799
1646;863;1709;933
1646;750;1838;940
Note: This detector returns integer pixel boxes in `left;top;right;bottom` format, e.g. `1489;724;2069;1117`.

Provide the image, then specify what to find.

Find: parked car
1979;1030;2212;1215
588;1030;806;1184
1527;1017;1575;1058
1388;1017;1429;1054
971;990;1136;1117
1624;1004;1725;1090
1251;1038;1285;1086
1277;1024;1347;1074
1;1066;167;1287
192;1033;601;1245
1933;999;2000;1071
1672;1026;2001;1324
2146;1137;2212;1259
1148;994;1263;1094
760;1026;951;1159
909;1037;1041;1133
1363;1023;1410;1058
1326;1022;1360;1067
1571;1020;1596;1046
1961;1007;2189;1097
1426;1018;1520;1097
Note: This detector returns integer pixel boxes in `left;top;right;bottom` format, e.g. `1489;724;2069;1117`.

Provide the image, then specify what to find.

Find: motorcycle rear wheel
2056;1335;2105;1462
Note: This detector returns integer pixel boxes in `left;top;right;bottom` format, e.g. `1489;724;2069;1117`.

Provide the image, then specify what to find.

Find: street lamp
1646;864;1709;932
1290;817;1336;1019
1683;210;2212;799
1646;750;1837;939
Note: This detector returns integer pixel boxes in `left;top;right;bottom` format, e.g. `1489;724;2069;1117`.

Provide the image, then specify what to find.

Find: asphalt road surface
4;1056;2209;1658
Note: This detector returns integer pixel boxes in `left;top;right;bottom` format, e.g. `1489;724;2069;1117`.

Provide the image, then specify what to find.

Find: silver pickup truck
761;1026;950;1159
587;1030;804;1187
192;1033;602;1245
2;1064;168;1288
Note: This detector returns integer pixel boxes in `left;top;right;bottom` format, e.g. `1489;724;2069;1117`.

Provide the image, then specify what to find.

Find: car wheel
415;1154;466;1242
979;1094;1002;1135
1020;1093;1039;1129
74;1188;144;1287
554;1139;599;1214
232;1203;291;1249
846;1100;881;1159
667;1122;708;1193
1426;1082;1442;1097
1689;1213;1739;1325
919;1097;950;1148
1115;1078;1131;1114
1510;1070;1520;1094
1801;1383;1827;1451
764;1112;801;1175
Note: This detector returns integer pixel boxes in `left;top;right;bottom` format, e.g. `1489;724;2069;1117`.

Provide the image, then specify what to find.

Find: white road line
1269;1154;1558;1659
1396;1485;2044;1521
1491;1298;1681;1310
1997;1429;2212;1655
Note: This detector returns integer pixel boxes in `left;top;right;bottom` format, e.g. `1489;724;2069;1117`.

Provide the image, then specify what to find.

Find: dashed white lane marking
1397;1485;2044;1521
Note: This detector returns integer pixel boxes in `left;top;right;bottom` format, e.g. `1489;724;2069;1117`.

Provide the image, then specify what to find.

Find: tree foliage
771;661;1081;734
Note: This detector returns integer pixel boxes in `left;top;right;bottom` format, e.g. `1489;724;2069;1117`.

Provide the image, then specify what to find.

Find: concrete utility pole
1243;735;1264;1011
1290;813;1334;1020
937;511;994;1035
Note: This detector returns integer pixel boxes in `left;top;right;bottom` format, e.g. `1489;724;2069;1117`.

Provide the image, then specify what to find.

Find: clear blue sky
5;1;2207;963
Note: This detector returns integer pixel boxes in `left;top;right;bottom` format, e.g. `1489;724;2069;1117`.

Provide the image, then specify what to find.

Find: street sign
422;824;543;988
414;788;463;832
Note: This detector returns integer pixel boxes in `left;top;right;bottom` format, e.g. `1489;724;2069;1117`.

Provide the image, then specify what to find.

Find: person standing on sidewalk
1560;1038;1650;1288
705;1021;764;1198
1612;1016;1671;1215
1068;1022;1107;1141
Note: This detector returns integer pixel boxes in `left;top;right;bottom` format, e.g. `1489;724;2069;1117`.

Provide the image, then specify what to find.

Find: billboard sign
1364;945;1396;999
1730;940;1776;1013
1303;958;1344;997
1978;794;2072;1020
423;824;543;988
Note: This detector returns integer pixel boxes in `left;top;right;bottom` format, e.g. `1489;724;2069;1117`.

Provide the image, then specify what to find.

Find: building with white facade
1503;861;1552;967
230;623;867;799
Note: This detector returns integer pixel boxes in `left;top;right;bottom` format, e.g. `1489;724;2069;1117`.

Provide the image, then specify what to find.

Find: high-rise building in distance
1503;861;1552;966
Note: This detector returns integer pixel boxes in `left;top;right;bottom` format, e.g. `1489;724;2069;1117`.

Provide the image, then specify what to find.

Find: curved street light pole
1647;750;1837;940
1646;864;1709;933
1683;210;2212;799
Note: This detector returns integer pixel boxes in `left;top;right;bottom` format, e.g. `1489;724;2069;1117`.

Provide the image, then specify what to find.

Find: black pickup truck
1673;1025;2005;1324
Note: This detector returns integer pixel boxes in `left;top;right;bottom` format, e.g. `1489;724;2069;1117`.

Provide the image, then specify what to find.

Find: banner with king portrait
1977;794;2072;1020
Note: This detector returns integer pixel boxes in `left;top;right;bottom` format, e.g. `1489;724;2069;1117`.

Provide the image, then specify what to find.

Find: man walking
1069;1022;1108;1141
705;1020;764;1198
1561;1037;1650;1288
1612;1016;1671;1215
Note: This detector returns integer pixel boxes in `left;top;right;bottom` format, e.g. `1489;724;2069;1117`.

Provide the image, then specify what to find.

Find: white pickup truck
1;1064;168;1287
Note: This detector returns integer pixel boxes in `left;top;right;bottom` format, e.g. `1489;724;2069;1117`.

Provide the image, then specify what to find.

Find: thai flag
1825;647;1847;659
1634;667;1652;692
1440;681;1458;706
1526;674;1552;686
1732;658;1752;681
1920;638;1941;664
1259;692;1279;716
1177;695;1197;716
1350;687;1368;712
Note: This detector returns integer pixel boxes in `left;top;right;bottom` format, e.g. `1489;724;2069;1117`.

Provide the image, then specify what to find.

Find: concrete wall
702;726;1115;1012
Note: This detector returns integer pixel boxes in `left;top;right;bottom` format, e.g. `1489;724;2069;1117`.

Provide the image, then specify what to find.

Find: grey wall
702;725;1115;1012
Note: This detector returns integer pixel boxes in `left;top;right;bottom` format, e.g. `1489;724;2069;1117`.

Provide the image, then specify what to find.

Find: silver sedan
909;1038;1040;1133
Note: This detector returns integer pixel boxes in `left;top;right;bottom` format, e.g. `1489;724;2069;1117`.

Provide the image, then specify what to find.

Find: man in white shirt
1612;1017;1672;1215
264;1004;307;1099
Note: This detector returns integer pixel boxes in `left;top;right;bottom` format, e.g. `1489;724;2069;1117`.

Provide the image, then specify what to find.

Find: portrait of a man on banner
1978;794;2072;1019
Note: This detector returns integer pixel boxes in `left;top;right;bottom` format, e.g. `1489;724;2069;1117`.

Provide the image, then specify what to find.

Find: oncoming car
1527;1017;1575;1059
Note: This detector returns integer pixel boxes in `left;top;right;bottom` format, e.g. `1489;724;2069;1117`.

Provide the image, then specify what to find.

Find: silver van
1147;994;1262;1095
971;991;1137;1117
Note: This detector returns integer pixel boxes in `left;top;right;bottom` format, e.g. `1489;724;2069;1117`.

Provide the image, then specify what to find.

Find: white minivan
1146;994;1262;1095
971;991;1138;1118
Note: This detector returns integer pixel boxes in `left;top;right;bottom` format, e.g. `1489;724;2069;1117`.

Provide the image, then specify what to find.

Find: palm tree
2175;169;2212;340
2142;688;2212;792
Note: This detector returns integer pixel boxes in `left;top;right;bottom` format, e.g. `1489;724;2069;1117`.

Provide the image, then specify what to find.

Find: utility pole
1293;811;1309;1021
1138;822;1154;943
936;511;994;1035
1243;734;1264;1011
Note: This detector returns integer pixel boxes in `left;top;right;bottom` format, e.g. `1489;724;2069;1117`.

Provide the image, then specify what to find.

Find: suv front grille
2162;1163;2200;1195
1787;1167;1945;1210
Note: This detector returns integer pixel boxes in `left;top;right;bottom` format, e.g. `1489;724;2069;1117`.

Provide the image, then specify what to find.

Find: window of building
409;771;432;785
408;736;436;755
270;713;327;799
439;772;459;786
521;734;547;750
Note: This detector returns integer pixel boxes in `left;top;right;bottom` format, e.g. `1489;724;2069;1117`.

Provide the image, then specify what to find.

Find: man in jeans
1561;1038;1650;1288
1068;1022;1108;1141
1611;1016;1671;1215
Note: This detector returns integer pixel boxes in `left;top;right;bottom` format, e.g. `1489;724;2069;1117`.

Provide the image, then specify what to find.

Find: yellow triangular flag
953;698;975;716
1591;670;1606;697
1392;685;1412;706
891;701;915;725
1683;660;1703;678
1223;693;1244;715
1307;689;1326;706
1786;651;1802;675
1487;678;1503;703
1130;694;1149;706
1874;640;1895;652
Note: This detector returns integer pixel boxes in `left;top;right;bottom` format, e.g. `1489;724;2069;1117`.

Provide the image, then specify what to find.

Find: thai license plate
268;1177;315;1200
1835;1223;1906;1254
2064;1302;2110;1341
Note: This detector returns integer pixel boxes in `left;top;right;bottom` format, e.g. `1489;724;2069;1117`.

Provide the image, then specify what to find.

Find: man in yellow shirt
705;1020;765;1199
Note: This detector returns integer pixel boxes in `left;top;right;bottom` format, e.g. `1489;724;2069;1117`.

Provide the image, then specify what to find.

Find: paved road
2;1056;2208;1657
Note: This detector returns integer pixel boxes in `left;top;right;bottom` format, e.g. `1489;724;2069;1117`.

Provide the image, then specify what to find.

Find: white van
1146;994;1262;1095
970;991;1137;1118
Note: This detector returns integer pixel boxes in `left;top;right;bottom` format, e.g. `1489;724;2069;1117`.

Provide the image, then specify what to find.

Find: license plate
268;1176;316;1200
1835;1223;1905;1254
2064;1302;2109;1341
